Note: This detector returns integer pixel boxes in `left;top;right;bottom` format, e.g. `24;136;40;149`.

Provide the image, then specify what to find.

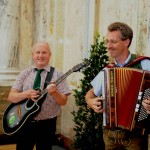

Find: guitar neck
54;69;73;85
39;61;88;98
41;69;73;96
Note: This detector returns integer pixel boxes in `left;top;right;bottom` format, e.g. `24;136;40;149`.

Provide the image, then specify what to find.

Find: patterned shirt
12;65;71;120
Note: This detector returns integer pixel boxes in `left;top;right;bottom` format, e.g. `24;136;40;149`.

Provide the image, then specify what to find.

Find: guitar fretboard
54;69;73;85
39;69;73;98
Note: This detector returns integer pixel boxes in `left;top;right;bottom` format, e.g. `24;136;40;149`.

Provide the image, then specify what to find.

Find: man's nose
106;42;113;48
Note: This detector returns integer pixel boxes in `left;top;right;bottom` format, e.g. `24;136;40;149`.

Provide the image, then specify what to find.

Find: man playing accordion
85;22;150;150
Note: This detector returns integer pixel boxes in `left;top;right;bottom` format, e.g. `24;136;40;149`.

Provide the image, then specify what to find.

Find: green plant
72;34;109;150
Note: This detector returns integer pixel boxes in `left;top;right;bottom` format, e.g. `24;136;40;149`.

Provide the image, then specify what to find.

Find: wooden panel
0;144;36;150
0;86;11;134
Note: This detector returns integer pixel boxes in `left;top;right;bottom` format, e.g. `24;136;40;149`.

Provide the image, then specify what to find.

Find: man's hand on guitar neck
46;81;68;106
142;97;150;114
46;81;57;94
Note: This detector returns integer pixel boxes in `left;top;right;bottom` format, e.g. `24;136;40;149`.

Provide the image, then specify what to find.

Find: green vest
127;54;142;69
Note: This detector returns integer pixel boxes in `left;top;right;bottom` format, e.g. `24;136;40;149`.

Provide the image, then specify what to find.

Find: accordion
102;67;150;132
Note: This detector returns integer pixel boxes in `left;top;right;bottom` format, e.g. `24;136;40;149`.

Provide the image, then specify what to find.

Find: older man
8;42;71;150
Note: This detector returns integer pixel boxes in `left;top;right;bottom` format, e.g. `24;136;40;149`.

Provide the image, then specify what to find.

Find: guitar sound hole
26;100;34;108
34;88;42;100
25;88;42;109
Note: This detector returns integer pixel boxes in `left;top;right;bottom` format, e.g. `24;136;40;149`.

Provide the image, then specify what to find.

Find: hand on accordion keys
87;96;104;113
142;97;150;114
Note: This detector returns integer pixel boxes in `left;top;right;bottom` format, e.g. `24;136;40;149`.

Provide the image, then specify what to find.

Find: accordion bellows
102;67;150;131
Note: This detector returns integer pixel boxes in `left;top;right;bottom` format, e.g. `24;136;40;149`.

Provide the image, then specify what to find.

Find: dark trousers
16;117;57;150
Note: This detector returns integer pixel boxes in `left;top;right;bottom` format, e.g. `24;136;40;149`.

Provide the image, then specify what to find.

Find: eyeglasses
105;39;123;45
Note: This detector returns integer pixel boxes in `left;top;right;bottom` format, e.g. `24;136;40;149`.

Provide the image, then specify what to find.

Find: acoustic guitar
2;60;89;135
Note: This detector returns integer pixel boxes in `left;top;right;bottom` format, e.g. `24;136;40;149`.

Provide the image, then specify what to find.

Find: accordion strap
125;56;150;67
106;56;150;68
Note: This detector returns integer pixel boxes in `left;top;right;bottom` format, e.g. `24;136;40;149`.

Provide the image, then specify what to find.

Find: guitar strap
44;66;55;89
37;66;55;107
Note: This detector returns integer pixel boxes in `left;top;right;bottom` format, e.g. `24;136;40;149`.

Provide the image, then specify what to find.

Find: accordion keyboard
138;88;150;121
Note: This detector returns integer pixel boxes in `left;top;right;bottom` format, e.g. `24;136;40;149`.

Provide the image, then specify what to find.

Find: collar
32;65;51;72
115;53;131;67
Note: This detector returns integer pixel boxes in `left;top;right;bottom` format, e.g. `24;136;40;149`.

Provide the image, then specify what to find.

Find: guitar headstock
72;59;90;72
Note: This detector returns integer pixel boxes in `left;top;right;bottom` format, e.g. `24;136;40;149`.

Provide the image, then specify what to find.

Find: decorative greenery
72;33;109;150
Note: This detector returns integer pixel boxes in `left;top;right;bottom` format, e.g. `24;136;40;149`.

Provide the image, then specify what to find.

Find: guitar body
2;99;40;135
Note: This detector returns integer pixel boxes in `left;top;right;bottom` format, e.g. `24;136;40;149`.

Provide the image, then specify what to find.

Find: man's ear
124;39;130;47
